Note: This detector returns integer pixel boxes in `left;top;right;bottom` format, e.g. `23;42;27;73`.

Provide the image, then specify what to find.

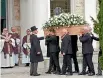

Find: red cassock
22;35;30;55
11;33;20;54
2;33;14;54
1;33;15;67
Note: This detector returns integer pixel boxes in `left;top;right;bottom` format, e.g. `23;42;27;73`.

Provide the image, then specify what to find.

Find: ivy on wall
93;0;103;69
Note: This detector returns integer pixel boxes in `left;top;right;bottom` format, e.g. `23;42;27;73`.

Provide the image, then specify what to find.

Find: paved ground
1;64;103;78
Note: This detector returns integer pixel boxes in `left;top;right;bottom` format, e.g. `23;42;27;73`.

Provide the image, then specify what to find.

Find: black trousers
30;62;38;75
53;52;59;71
26;63;30;66
48;52;61;72
62;54;72;73
82;54;95;73
72;52;79;72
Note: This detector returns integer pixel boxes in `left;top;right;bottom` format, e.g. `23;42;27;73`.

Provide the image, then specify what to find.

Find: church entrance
1;0;7;33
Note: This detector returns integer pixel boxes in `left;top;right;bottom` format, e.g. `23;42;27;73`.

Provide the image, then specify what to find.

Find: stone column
70;0;76;14
20;0;50;56
32;0;50;56
0;0;1;34
84;0;98;49
13;0;20;26
7;0;20;33
20;0;33;36
7;0;14;31
84;0;97;27
32;0;50;29
75;0;85;16
84;0;98;64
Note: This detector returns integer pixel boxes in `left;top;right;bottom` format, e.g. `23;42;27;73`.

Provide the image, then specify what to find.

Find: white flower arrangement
43;13;87;29
16;38;20;45
23;43;31;49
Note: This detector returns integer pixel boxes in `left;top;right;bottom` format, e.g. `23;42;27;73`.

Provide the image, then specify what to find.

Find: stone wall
13;0;20;31
75;0;85;16
14;0;20;21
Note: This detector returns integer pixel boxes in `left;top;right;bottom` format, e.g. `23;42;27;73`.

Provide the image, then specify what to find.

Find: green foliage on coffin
43;13;87;29
92;0;103;69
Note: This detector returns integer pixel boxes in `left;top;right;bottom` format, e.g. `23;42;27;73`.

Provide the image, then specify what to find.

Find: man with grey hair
79;27;95;76
60;29;73;75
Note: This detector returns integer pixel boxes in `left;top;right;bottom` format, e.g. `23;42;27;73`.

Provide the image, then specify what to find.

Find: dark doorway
1;0;6;33
1;18;6;33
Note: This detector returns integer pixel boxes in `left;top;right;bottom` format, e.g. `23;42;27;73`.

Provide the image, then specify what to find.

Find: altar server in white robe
11;27;20;66
1;28;15;67
22;29;31;66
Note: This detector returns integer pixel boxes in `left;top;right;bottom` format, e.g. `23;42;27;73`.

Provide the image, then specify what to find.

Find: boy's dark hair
49;28;56;33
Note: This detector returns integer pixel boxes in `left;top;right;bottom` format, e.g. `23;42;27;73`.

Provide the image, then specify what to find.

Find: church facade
1;0;99;61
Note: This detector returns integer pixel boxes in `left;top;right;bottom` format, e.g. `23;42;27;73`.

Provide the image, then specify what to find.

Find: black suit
53;36;60;72
45;35;51;57
46;35;61;72
61;34;73;74
30;34;44;75
71;35;79;72
79;33;95;74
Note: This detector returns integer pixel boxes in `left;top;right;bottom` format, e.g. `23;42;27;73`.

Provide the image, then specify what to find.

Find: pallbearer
22;29;31;66
11;27;20;66
45;29;61;74
1;28;15;67
60;29;73;75
79;28;95;76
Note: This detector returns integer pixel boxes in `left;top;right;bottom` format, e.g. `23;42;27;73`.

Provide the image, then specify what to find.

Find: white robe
0;39;15;67
22;35;30;64
22;52;30;64
1;53;15;67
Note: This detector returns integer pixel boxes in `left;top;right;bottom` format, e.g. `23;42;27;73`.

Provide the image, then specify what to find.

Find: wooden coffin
43;25;88;36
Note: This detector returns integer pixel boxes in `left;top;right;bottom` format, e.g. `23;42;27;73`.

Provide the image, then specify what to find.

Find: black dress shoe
53;71;57;74
33;74;40;76
45;71;51;74
53;71;61;74
59;73;65;75
66;72;73;75
78;72;86;75
96;73;102;76
88;72;95;76
73;71;79;73
30;74;33;76
15;64;18;66
86;70;89;74
25;63;29;66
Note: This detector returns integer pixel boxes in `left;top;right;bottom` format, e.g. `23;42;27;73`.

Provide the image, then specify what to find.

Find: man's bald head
81;26;92;34
2;28;8;35
62;29;68;35
11;27;16;32
62;29;68;33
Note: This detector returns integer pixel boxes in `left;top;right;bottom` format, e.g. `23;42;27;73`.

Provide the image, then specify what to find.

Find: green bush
95;0;103;69
99;56;103;70
92;0;103;70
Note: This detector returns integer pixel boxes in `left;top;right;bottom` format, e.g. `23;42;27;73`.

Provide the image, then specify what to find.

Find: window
1;0;6;33
50;0;71;16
